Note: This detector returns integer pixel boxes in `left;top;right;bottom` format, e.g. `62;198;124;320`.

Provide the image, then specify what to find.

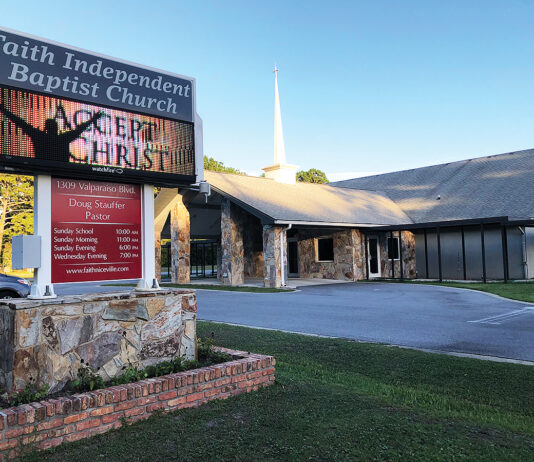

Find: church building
154;69;534;287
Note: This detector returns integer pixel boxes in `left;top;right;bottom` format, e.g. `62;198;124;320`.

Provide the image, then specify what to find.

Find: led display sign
0;27;197;185
0;86;195;183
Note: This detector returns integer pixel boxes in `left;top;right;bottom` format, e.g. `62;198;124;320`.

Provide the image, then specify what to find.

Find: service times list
51;178;142;283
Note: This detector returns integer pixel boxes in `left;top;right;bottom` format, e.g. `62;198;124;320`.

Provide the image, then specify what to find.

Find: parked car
0;273;31;298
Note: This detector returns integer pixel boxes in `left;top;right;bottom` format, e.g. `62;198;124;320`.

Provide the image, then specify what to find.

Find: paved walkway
184;277;349;288
195;282;534;363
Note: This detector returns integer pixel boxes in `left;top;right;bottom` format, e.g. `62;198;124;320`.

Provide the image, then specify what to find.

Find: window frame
387;236;400;261
315;237;334;262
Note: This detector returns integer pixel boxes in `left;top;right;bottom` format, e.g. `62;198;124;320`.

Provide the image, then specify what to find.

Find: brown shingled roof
332;148;534;223
205;171;412;226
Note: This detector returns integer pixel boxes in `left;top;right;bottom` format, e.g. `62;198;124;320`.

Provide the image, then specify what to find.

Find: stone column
263;225;285;288
170;196;190;284
216;243;222;281
155;231;162;281
351;229;366;281
401;231;416;278
220;198;244;286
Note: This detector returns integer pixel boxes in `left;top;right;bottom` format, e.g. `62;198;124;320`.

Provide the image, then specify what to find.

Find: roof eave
273;220;411;228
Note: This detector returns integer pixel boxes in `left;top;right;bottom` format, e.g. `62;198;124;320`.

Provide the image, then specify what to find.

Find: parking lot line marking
468;307;534;325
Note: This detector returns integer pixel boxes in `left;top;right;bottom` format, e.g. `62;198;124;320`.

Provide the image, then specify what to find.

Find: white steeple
273;66;286;165
262;66;298;184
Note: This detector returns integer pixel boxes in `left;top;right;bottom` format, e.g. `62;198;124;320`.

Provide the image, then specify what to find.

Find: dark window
288;241;299;275
368;237;379;274
317;237;334;261
387;237;400;260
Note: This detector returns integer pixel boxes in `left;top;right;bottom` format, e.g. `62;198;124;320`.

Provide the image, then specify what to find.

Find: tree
296;168;329;184
0;175;33;271
204;156;245;175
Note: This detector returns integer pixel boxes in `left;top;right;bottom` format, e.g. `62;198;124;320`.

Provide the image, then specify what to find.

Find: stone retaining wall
0;290;196;393
0;348;276;460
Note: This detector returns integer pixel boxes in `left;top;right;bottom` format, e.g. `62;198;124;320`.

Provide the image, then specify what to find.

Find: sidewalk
186;277;351;289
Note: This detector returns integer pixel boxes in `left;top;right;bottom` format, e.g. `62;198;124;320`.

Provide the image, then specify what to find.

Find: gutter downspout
280;224;292;286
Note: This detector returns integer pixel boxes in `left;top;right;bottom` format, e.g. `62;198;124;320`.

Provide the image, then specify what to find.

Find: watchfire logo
91;166;124;174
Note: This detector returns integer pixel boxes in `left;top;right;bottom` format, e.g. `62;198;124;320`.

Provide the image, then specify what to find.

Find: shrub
112;365;148;385
183;359;200;370
198;335;232;365
112;337;230;384
72;361;105;392
8;379;49;406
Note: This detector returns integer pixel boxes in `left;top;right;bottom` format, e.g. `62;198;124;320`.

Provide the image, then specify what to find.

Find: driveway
195;282;534;362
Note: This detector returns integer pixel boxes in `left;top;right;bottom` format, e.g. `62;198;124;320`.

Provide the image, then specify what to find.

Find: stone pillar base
220;199;244;286
263;225;285;288
171;196;190;284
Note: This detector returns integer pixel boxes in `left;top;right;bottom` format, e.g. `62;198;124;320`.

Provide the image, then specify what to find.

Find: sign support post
136;184;160;291
29;175;56;299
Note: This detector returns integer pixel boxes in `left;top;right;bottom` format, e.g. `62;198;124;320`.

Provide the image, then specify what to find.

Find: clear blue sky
2;0;534;180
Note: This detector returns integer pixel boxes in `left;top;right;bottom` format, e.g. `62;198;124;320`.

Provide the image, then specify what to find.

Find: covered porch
154;170;417;288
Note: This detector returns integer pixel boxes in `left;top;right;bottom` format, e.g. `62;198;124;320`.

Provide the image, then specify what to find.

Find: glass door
368;237;381;277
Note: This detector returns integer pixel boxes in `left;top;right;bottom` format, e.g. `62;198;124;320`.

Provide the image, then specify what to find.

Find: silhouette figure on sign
0;103;102;162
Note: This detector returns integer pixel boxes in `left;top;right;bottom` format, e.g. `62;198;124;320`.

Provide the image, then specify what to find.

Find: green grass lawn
434;281;534;304
367;279;534;304
103;282;292;293
22;322;534;461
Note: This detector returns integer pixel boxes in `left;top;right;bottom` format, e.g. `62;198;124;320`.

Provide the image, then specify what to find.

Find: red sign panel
51;178;142;283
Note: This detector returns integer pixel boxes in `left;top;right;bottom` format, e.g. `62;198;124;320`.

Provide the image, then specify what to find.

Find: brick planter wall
0;348;275;460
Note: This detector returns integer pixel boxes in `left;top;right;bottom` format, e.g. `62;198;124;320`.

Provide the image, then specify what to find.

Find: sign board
0;27;197;185
51;177;142;283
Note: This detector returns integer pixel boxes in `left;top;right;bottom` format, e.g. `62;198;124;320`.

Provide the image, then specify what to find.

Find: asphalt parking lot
195;282;534;362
